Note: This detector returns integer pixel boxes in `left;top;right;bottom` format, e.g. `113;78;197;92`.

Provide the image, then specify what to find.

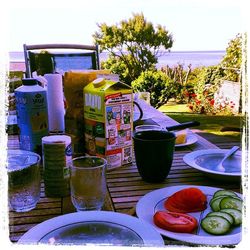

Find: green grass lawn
159;104;243;137
159;104;191;113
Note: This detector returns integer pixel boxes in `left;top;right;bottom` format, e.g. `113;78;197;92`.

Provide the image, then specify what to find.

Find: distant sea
9;50;225;69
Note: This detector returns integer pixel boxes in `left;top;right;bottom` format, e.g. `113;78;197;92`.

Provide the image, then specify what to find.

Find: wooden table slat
108;179;241;193
9;214;63;229
9;208;62;219
9;224;38;234
107;170;205;181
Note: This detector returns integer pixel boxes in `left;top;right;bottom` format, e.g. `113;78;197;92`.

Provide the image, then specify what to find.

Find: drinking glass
69;156;107;211
7;150;41;212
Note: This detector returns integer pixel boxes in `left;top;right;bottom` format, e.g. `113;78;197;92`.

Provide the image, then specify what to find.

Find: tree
93;13;173;84
220;33;243;82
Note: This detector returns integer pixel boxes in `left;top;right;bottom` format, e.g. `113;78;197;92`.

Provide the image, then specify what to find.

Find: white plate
175;133;198;147
18;211;164;246
183;149;241;182
136;185;242;246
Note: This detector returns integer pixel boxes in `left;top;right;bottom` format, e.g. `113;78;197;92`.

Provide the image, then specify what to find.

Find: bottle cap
93;78;105;88
22;78;39;86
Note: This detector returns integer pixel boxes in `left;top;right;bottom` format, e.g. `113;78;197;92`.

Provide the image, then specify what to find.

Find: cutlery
217;146;240;172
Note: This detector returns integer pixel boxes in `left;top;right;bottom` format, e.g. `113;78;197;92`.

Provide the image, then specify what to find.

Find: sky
3;0;247;52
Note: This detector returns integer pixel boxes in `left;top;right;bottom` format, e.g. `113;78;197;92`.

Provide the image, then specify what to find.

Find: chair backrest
23;44;100;77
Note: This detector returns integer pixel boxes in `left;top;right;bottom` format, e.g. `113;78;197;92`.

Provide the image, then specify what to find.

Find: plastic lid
93;78;105;88
22;78;39;86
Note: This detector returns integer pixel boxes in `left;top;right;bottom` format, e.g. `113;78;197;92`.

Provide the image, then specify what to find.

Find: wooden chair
23;44;100;77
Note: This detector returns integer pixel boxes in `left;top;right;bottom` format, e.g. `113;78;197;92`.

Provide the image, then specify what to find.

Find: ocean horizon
9;50;225;69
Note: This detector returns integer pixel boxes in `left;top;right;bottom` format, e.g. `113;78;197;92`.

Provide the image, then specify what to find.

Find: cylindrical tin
42;135;72;197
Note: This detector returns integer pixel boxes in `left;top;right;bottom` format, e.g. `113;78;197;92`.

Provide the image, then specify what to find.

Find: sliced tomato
164;197;189;213
153;211;198;233
164;187;207;213
181;188;207;208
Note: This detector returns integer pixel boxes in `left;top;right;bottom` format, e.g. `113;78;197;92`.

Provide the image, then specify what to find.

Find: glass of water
68;156;107;211
7;150;41;212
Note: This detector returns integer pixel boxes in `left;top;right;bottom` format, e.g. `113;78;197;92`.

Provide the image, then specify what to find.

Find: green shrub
131;70;177;108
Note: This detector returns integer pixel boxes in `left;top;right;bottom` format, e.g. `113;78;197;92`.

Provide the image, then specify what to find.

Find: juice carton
83;78;133;169
63;70;110;155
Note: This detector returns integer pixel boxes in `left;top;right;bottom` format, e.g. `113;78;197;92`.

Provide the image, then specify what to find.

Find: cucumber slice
220;197;242;211
206;212;234;225
210;196;227;212
220;208;242;226
201;216;231;235
213;190;238;199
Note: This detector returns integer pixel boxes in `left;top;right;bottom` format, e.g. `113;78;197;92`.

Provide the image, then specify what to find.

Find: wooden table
8;100;242;244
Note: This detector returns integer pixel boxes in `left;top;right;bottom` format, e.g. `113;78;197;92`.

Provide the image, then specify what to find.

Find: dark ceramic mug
133;130;176;183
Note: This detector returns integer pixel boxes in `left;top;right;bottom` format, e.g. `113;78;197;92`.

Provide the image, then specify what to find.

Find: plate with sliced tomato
136;185;242;246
